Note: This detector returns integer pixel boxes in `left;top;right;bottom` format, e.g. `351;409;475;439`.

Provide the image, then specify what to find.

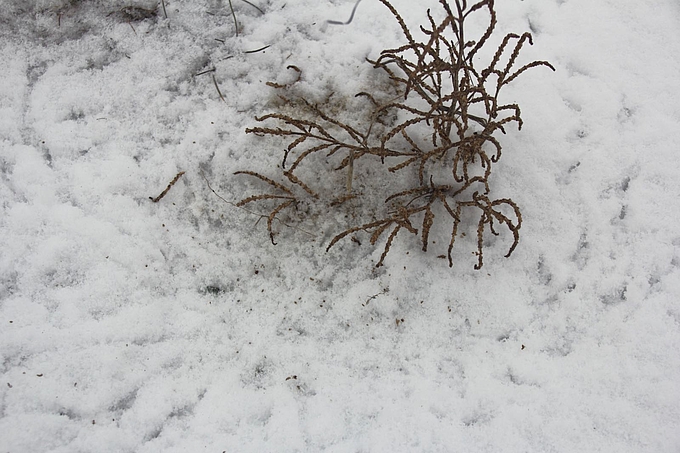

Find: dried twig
212;74;226;102
240;0;265;15
244;45;272;54
327;0;363;26
235;0;553;269
150;171;185;203
228;0;265;36
228;0;239;36
201;172;314;240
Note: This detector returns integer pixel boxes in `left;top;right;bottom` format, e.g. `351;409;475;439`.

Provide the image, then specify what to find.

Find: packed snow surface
1;0;679;451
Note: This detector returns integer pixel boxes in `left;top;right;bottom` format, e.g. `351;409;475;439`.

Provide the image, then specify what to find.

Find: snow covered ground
1;0;679;451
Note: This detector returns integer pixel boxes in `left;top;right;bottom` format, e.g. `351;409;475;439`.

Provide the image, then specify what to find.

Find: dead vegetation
236;0;554;269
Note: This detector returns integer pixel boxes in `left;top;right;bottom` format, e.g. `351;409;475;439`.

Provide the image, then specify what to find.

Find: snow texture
1;0;679;452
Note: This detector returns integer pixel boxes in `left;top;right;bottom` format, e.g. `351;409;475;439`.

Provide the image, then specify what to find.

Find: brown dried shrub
236;0;554;269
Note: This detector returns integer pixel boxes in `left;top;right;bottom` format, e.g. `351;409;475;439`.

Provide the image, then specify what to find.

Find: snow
1;0;679;451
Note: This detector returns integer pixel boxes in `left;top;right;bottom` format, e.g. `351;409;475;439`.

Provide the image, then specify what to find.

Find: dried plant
235;0;554;269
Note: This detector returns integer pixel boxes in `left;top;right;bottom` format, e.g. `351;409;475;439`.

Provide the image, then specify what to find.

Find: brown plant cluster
236;0;554;269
